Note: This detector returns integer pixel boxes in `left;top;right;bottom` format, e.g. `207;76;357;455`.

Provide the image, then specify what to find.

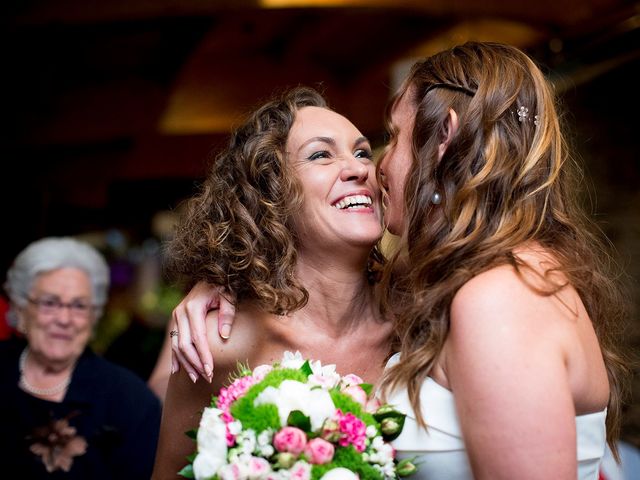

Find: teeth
334;195;373;210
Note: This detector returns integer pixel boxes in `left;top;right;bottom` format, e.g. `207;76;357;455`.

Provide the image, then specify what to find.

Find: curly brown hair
378;42;630;451
167;86;384;315
166;87;330;314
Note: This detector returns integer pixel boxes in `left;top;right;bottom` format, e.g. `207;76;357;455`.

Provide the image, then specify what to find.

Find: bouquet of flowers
180;351;416;480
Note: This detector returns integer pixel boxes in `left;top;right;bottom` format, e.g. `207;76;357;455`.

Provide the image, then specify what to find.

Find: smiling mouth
333;195;373;210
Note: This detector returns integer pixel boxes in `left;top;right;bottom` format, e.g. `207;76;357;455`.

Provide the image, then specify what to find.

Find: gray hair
4;237;110;326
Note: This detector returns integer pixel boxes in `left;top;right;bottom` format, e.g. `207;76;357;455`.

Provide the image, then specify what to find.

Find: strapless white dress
385;353;607;479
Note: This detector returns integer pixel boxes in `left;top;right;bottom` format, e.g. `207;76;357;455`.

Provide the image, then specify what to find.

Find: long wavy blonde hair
378;42;629;451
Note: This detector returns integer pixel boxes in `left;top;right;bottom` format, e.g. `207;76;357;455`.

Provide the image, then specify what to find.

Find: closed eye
307;150;331;161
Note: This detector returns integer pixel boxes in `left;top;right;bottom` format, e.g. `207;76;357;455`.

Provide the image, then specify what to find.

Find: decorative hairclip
516;106;540;126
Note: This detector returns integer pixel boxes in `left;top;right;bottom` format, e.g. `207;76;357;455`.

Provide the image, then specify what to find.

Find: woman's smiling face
286;106;383;254
20;267;95;367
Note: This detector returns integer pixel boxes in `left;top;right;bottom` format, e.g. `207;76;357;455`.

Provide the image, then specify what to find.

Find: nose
340;156;369;183
54;306;74;325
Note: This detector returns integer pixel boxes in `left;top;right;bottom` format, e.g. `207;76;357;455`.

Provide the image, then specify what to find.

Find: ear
15;306;27;334
437;108;459;160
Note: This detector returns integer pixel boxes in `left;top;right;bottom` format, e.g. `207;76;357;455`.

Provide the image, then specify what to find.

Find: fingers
186;300;214;381
169;328;179;374
172;306;207;382
170;323;198;384
169;281;235;382
218;291;237;340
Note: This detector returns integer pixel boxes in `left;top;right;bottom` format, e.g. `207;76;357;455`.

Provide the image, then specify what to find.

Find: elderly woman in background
0;236;161;479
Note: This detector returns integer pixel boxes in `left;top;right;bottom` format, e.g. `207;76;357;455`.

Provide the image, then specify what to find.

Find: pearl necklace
19;347;72;397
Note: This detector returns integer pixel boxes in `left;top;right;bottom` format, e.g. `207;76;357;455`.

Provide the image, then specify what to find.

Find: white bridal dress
385;353;607;480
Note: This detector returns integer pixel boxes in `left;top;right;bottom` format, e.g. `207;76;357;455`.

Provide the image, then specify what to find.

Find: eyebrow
297;135;370;153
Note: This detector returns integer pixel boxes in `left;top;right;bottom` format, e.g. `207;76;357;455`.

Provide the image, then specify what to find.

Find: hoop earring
431;191;442;205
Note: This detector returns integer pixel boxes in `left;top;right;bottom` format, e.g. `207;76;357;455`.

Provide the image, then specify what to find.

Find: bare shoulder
449;254;578;352
204;303;267;383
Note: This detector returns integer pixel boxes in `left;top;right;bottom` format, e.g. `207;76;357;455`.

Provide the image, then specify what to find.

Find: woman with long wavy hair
378;42;629;479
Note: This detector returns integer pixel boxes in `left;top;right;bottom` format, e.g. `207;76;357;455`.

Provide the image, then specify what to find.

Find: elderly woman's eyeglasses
27;297;95;318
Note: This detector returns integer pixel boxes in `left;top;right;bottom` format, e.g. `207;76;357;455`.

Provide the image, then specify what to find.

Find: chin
384;218;402;236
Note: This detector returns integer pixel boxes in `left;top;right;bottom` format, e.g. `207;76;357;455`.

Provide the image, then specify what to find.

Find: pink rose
365;397;381;413
273;427;307;455
341;374;364;387
341;385;368;406
304;438;334;464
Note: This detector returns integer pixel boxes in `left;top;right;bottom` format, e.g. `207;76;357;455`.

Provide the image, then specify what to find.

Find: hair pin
516;106;540;126
517;106;529;122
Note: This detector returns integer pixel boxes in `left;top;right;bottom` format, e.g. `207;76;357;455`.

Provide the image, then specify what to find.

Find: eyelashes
355;148;373;159
307;150;330;161
306;148;373;161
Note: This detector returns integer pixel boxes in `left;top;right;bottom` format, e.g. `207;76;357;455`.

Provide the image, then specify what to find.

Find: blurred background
2;0;639;444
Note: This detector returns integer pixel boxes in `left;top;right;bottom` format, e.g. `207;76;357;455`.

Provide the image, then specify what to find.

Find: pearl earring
431;192;442;205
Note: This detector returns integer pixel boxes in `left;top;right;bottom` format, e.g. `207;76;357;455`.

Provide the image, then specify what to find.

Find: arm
152;310;253;480
445;265;577;479
151;369;219;480
171;281;237;381
147;321;174;402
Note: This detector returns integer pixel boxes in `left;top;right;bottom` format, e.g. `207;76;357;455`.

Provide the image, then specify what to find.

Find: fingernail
220;324;231;339
189;372;198;384
171;363;176;375
204;363;213;377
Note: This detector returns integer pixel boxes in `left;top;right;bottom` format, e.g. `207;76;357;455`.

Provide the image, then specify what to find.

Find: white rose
254;380;335;430
197;408;228;456
319;468;360;480
193;452;226;480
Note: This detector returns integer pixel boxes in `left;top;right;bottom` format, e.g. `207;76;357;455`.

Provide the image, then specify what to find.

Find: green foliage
229;368;307;432
301;360;313;376
311;446;382;480
359;383;373;396
178;464;195;479
186;429;197;440
287;410;312;432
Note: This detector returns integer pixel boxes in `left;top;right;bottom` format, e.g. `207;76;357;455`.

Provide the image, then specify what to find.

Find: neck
25;347;77;375
291;252;378;336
